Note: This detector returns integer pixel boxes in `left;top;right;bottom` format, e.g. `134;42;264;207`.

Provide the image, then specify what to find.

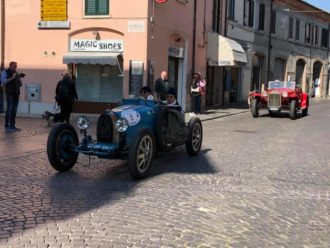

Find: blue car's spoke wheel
128;129;155;179
186;118;203;156
47;123;79;172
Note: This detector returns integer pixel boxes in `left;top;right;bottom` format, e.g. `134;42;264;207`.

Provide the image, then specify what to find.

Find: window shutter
98;0;109;15
85;0;109;16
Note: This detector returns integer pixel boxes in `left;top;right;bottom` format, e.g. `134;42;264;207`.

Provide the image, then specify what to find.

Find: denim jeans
0;91;4;112
193;94;201;114
5;94;19;128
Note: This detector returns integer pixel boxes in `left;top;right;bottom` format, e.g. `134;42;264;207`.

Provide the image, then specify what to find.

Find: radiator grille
268;93;281;107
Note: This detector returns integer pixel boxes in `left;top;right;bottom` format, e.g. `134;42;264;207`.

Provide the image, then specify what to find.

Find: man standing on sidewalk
1;61;23;132
155;70;169;101
0;64;4;113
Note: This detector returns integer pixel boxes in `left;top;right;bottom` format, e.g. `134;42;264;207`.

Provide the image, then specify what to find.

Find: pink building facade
0;0;214;114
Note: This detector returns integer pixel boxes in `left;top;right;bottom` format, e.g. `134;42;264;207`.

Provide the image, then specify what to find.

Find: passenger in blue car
140;86;154;100
165;87;183;113
165;87;178;105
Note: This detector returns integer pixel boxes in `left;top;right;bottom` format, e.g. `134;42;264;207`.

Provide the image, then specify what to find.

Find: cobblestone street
0;101;329;248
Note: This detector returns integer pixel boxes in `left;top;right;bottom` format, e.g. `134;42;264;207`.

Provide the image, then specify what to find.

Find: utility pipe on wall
1;0;5;70
192;0;197;72
267;0;273;82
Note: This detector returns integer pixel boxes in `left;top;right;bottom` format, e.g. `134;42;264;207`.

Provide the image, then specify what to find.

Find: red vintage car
248;81;309;120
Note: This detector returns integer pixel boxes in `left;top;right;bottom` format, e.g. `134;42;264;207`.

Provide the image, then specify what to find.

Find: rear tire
186;118;203;156
47;123;79;172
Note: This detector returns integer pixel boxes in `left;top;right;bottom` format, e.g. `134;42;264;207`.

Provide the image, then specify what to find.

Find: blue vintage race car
47;98;203;179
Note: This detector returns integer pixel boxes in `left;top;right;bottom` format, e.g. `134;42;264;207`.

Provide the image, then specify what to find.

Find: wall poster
129;61;144;97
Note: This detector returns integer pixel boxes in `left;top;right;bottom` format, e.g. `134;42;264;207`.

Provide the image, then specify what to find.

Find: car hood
112;104;152;114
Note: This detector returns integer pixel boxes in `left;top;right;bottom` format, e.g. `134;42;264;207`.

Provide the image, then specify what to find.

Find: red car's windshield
268;81;295;89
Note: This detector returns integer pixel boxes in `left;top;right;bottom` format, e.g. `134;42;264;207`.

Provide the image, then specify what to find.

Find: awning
63;52;120;65
207;33;247;66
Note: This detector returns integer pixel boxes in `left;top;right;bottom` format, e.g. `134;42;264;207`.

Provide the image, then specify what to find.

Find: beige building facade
0;0;214;115
1;0;328;116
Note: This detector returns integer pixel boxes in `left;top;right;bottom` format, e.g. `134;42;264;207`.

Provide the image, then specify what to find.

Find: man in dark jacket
0;61;23;132
155;70;169;101
55;71;78;123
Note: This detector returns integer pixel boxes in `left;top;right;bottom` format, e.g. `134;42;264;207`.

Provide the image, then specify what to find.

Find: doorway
168;56;184;106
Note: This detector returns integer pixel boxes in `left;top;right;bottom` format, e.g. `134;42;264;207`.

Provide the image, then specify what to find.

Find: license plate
269;107;279;111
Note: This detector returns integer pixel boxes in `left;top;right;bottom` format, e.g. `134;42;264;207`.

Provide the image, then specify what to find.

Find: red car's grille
268;93;281;107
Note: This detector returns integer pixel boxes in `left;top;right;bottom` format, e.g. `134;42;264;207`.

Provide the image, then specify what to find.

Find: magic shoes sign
70;39;124;52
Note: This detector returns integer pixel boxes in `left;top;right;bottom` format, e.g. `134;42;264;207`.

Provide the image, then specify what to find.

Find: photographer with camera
0;61;24;132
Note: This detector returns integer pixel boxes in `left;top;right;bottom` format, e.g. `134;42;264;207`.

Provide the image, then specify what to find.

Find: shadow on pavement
0;144;216;241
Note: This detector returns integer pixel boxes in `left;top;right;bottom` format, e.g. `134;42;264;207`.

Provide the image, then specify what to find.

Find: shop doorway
313;61;323;97
224;67;240;104
168;56;184;106
252;66;261;91
296;59;306;91
206;66;224;107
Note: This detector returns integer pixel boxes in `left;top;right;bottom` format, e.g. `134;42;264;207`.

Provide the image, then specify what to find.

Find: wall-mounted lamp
93;31;101;40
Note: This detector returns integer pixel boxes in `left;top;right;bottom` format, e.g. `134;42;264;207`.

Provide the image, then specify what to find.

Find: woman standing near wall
190;72;206;114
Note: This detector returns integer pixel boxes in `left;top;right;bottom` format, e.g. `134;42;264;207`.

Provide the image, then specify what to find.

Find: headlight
77;116;90;130
115;118;129;132
282;92;288;97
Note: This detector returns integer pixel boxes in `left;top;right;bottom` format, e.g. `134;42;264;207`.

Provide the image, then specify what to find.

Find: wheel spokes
192;124;201;150
137;136;153;172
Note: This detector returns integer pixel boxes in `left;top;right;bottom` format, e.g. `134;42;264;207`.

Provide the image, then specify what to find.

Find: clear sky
303;0;330;12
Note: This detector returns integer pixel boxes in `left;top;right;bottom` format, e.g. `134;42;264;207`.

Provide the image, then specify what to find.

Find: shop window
271;10;276;34
314;26;318;46
258;4;265;31
85;0;109;16
295;19;300;41
76;64;123;103
248;0;254;27
321;28;329;48
212;0;221;33
288;17;293;39
228;0;235;20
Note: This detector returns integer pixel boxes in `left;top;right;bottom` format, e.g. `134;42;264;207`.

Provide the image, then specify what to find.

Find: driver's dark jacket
4;69;21;95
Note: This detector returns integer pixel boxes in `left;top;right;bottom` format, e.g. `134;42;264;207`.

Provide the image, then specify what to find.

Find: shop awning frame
63;52;121;66
207;33;247;66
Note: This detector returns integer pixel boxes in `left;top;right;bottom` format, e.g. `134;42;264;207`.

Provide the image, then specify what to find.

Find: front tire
186;118;203;156
289;100;297;120
251;99;259;118
128;129;155;179
47;123;79;172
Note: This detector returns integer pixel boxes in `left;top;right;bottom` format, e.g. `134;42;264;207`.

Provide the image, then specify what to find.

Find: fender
300;94;309;109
